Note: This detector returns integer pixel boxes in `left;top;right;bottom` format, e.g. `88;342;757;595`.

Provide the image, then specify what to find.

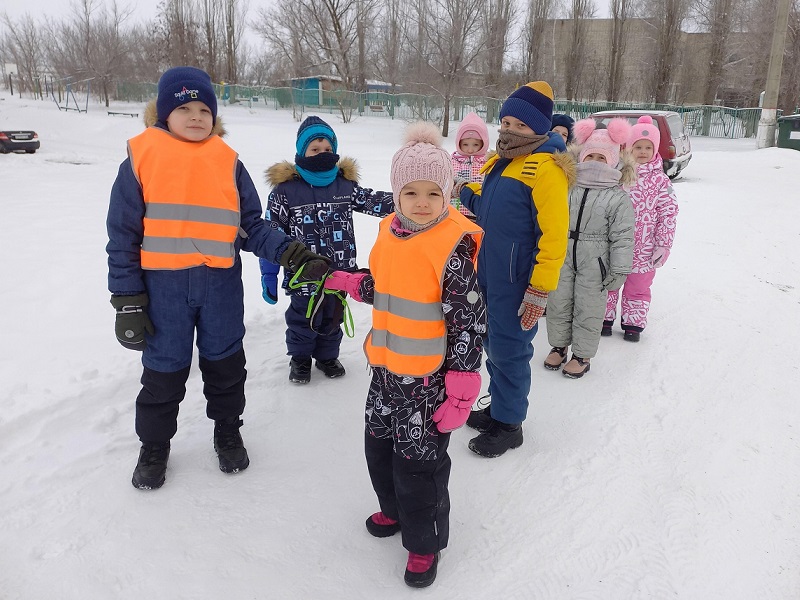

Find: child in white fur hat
543;118;636;378
323;122;486;588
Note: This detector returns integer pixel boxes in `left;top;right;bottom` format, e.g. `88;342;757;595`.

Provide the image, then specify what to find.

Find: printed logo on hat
174;86;200;100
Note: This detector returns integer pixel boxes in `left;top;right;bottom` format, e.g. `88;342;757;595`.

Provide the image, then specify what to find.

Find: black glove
110;293;155;351
279;240;331;282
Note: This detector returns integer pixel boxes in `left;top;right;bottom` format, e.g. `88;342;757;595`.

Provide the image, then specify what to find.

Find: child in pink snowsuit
450;112;489;220
604;116;678;342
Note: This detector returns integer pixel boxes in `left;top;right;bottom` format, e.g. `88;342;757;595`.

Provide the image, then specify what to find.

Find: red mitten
432;371;481;433
517;286;548;331
323;271;369;302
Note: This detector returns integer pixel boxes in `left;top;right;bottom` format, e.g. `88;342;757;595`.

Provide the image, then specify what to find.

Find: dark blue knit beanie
157;66;218;125
551;113;575;143
499;81;555;135
296;116;338;156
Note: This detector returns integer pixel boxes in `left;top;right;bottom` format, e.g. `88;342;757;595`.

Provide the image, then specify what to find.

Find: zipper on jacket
597;257;607;281
571;189;590;271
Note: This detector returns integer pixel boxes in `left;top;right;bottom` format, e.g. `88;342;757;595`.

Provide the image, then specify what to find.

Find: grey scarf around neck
496;130;550;158
576;160;622;189
396;207;449;233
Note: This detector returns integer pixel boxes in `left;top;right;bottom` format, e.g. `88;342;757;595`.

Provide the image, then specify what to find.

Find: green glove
279;240;331;282
110;294;155;351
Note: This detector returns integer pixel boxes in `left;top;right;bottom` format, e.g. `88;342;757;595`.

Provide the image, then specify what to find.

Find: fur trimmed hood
552;151;577;189
567;143;637;187
143;99;227;137
265;156;360;187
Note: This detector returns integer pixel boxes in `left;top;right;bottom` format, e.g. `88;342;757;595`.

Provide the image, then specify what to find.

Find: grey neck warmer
576;161;622;189
395;207;449;233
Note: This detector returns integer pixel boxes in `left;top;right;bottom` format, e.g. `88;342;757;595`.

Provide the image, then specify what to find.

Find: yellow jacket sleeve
529;158;569;291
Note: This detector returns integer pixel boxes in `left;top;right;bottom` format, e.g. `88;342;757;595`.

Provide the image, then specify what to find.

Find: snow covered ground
1;94;799;600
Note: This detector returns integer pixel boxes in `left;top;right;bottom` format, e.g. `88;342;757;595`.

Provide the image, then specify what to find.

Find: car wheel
26;149;36;154
0;146;9;154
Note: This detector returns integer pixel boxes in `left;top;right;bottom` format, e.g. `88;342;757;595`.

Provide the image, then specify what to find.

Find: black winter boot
289;357;312;384
468;420;523;458
365;512;402;538
466;400;492;433
601;320;614;337
132;442;170;490
213;417;250;473
315;358;346;378
623;331;641;342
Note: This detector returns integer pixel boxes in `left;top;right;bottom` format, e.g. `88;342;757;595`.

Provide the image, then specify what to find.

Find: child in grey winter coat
544;118;636;378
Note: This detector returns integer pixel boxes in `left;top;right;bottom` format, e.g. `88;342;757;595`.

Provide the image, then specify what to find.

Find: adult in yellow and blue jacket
459;81;574;458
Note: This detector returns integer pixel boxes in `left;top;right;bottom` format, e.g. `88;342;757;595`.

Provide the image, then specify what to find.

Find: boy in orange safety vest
106;66;327;491
323;122;487;588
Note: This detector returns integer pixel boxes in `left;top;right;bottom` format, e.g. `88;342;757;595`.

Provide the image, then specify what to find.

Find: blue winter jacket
259;157;394;296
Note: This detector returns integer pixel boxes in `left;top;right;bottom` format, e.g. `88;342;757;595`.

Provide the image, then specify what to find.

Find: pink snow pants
605;270;656;331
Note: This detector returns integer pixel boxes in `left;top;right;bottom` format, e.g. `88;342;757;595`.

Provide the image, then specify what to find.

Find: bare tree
200;0;223;80
523;0;554;80
1;13;47;96
482;0;514;96
409;0;485;136
371;0;406;90
645;0;691;103
608;0;632;101
691;0;737;104
564;0;596;100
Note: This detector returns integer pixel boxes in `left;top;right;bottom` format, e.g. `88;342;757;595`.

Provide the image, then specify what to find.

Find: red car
591;110;691;179
0;130;40;154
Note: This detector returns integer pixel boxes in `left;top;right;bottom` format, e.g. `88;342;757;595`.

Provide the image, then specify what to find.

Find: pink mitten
432;371;482;433
323;271;368;302
651;246;670;268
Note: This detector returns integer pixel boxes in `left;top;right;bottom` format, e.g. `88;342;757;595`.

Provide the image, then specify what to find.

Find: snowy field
1;94;799;599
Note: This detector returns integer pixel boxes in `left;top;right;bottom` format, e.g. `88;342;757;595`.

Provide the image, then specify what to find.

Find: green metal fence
98;81;771;139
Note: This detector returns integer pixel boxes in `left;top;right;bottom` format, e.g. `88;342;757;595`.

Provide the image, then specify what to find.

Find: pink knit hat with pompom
628;115;661;153
574;117;632;166
390;122;454;204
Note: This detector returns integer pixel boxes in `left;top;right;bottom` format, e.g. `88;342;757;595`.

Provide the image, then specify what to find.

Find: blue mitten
261;274;278;304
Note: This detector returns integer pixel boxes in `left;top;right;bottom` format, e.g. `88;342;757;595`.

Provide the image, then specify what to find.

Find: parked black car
0;130;40;154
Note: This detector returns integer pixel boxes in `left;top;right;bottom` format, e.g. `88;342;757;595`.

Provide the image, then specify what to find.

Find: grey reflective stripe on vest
370;329;446;356
373;291;443;322
141;237;235;257
145;203;240;227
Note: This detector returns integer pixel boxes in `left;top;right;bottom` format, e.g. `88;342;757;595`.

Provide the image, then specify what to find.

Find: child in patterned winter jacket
603;115;679;342
323;122;486;589
259;116;394;384
543;118;636;378
450;112;489;220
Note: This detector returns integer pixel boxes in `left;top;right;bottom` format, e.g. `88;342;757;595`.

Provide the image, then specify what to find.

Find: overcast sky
2;0;277;24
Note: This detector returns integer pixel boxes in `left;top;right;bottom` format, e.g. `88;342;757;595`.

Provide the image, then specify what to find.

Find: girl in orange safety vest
323;122;486;589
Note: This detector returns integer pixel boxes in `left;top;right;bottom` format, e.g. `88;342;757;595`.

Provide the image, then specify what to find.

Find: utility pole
756;0;792;148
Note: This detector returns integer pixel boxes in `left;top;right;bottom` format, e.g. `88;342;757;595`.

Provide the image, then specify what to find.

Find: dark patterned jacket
259;157;394;296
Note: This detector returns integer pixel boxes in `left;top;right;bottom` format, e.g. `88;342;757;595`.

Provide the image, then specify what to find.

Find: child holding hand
604;115;679;342
324;122;486;588
544;118;635;377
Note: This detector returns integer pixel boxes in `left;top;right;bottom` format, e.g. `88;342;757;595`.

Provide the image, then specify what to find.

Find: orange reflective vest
364;207;483;377
127;127;241;270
